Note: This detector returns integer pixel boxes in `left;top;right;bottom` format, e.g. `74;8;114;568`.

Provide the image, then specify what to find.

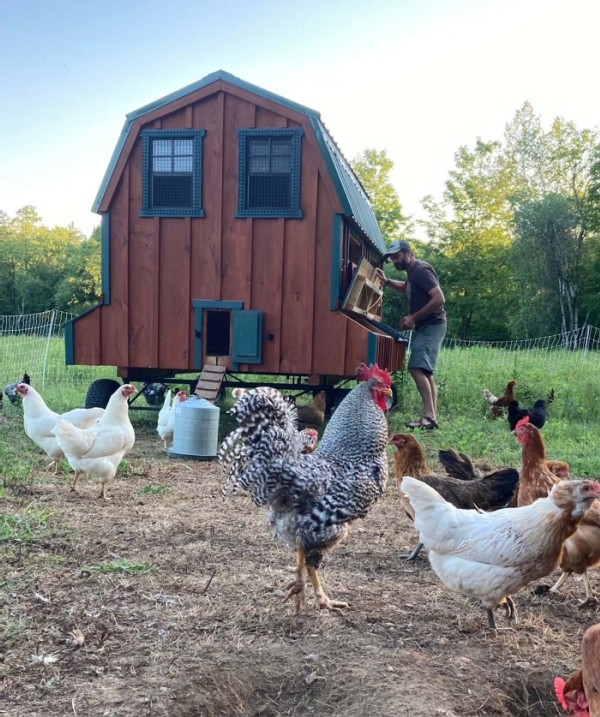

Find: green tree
54;224;102;311
350;148;410;242
0;207;94;314
512;194;583;336
422;140;516;340
504;106;598;335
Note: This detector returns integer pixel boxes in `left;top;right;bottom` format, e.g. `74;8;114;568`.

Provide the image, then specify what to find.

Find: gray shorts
408;321;447;375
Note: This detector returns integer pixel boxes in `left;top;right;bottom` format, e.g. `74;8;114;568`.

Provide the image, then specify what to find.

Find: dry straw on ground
2;420;598;716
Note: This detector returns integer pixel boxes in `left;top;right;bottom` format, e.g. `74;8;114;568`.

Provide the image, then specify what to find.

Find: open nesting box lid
339;257;408;342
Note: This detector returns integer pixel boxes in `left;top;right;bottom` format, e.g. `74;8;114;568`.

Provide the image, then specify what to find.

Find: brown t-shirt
406;260;446;329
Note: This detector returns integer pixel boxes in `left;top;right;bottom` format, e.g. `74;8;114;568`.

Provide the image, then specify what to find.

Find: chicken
390;433;519;560
220;363;392;613
555;623;600;716
52;384;136;499
5;372;31;406
156;389;173;448
14;383;104;473
513;416;562;506
296;391;326;430
508;388;554;431
156;389;187;450
438;448;484;480
299;427;319;454
483;379;516;418
439;448;570;484
142;382;167;406
401;476;600;629
231;389;319;454
548;460;572;479
550;500;600;605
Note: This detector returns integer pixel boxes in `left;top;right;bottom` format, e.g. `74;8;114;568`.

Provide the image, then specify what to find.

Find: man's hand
400;315;415;330
375;267;387;284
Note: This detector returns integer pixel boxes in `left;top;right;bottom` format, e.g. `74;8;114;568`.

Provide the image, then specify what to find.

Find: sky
2;0;600;238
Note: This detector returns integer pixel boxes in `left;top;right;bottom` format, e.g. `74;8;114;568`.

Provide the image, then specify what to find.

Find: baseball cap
382;240;411;261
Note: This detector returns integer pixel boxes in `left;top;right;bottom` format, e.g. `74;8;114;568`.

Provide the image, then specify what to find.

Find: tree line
0;206;101;317
3;101;600;340
353;102;600;340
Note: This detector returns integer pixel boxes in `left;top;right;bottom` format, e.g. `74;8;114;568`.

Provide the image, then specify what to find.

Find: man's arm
375;267;407;293
401;286;445;329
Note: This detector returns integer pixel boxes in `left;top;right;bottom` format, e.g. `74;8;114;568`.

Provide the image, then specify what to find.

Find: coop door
193;301;262;370
231;310;262;366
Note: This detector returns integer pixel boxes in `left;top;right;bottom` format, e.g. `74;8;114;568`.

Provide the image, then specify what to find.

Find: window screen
237;128;304;218
141;130;205;217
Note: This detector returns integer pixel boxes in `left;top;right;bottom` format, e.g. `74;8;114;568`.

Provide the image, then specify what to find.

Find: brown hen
550;500;600;605
512;416;562;506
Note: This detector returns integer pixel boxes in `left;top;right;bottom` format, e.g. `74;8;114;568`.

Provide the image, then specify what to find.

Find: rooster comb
355;363;392;387
515;416;530;429
553;677;568;710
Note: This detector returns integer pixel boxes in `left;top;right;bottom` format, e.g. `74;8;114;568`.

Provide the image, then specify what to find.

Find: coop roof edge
92;69;386;253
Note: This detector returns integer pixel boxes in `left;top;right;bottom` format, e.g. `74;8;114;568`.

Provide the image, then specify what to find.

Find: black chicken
507;389;554;431
5;372;31;406
141;382;167;406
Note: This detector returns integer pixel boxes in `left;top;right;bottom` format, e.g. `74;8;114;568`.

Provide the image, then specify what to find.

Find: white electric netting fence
2;311;600;392
0;310;113;391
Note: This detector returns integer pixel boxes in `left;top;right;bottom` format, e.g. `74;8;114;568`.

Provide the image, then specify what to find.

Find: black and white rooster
220;363;392;613
5;372;31;406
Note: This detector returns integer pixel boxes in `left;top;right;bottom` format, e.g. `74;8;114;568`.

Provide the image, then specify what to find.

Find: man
375;240;446;430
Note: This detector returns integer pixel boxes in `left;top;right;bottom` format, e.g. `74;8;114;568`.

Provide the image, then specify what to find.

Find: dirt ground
2;422;599;717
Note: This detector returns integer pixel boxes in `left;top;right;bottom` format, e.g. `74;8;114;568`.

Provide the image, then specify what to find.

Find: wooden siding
75;82;404;378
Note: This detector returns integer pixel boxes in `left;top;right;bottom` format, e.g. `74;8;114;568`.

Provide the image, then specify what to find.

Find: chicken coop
65;70;406;407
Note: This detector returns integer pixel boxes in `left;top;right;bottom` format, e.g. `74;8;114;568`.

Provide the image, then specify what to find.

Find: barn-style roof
92;70;386;255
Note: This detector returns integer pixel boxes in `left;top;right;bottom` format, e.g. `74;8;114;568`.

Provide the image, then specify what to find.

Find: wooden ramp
194;365;227;402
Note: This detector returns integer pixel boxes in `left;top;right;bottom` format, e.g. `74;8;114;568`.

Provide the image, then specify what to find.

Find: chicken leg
306;564;349;612
400;542;424;561
284;545;307;614
98;481;111;500
70;471;81;494
486;596;517;630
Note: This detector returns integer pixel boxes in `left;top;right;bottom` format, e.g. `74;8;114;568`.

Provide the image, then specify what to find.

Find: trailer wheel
85;379;121;409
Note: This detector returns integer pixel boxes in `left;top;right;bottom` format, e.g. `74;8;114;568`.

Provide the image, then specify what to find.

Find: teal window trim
330;214;344;310
236;127;304;218
65;320;74;365
141;129;206;217
101;213;110;304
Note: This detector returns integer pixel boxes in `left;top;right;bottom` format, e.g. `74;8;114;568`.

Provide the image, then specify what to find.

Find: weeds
87;557;152;575
0;505;53;543
137;484;167;495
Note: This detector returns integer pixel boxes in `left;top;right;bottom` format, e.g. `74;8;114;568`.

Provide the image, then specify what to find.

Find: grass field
2;340;600;715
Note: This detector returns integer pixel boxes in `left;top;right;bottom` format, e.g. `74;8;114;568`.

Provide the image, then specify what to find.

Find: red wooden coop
65;70;406;405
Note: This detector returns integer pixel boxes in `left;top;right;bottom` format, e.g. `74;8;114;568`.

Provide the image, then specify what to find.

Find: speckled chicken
220;363;392;613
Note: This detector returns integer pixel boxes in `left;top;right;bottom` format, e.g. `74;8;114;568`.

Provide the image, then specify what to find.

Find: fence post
583;323;592;358
42;310;56;388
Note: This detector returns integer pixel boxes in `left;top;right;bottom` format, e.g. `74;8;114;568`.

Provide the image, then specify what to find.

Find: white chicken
52;384;137;499
156;389;187;450
401;476;600;630
156;389;173;449
15;383;104;473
